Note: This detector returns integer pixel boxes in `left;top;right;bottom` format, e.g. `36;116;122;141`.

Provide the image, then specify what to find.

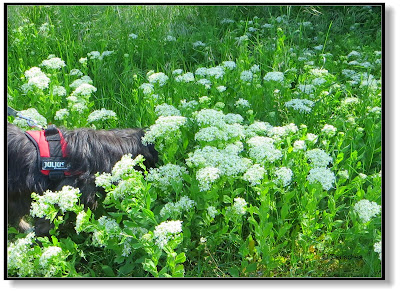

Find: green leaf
143;259;158;277
223;195;232;204
101;265;116;277
228;266;240;277
175;252;186;264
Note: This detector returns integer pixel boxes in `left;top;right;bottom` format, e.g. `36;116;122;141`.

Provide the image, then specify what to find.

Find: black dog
7;123;158;235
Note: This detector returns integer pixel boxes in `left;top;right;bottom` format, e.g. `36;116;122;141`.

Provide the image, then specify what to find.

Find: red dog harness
25;125;72;180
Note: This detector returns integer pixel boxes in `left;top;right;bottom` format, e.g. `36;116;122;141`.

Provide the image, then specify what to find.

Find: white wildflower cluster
87;50;114;60
243;164;266;186
222;61;236;70
312;77;326;86
146;163;188;192
54;108;69;121
111;154;144;182
374;241;382;260
69;75;93;89
309;68;329;77
285;98;315;113
142;115;187;146
193;109;245;143
186;145;252;177
31;186;80;218
244;121;273;137
180;99;199;112
39;246;63;276
72;83;97;96
341;97;360;107
293;140;307;152
7;232;36;276
153;220;183;249
306;133;318;144
98;216;121;237
231;197;247;215
196;166;221;191
216;85;227;92
266;123;298;140
321;124;337;136
87;108;117;123
13;108;47;129
155;103;181;117
197;78;212;89
235;98;250;108
207;206;218;218
235;35;249;44
263;71;284;83
147;71;169;86
75;210;90;234
354;199;381;223
70;68;83;76
23;66;50;90
240;70;253;82
165;35;176;42
298;84;315;94
195;66;225;79
52;85;67;96
128;33;138;39
247;136;282;163
160;196;196;217
40;56;66;70
274;167;293;186
139;83;154;95
305;149;333;167
193;41;206;48
175;72;195;83
307;167;336;191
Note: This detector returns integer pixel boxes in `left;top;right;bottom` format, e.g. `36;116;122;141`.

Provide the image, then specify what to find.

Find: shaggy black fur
7;123;158;234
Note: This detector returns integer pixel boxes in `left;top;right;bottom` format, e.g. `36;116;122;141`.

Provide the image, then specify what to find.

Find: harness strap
25;125;72;180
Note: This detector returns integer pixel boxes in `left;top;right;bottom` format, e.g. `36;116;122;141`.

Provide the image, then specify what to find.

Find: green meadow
7;5;382;277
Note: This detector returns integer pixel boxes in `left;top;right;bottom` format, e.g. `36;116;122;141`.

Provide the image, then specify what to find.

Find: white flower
147;72;169;86
172;69;183;75
69;76;93;89
312;77;327;86
129;33;138;39
75;210;89;234
306;133;318;143
245;121;273;137
31;186;80;217
216;85;227;92
87;108;117;123
232;197;247;215
155;103;181;117
146;164;188;192
142;116;187;145
305;149;333;167
207;206;218;218
111;154;144;182
247;136;282;163
175;72;195;83
139;83;154;95
196;167;220;191
274;167;293;186
235;98;250;108
197;78;212;89
206;66;225;79
98;216;120;237
293;140;306;152
374;241;381;260
160;196;196;217
87;51;101;59
285;98;315;113
222;61;236;70
243;164;266;186
298;84;315;94
72;83;97;96
263;71;284;83
186;145;251;177
40;57;66;70
13;108;47;128
69;69;83;76
307;167;336;190
193;41;206;47
354;199;381;223
153;220;183;249
52;85;67;97
165;35;176;42
240;70;253;82
194;109;225;127
39;246;62;268
321;124;337;136
54;108;69;121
